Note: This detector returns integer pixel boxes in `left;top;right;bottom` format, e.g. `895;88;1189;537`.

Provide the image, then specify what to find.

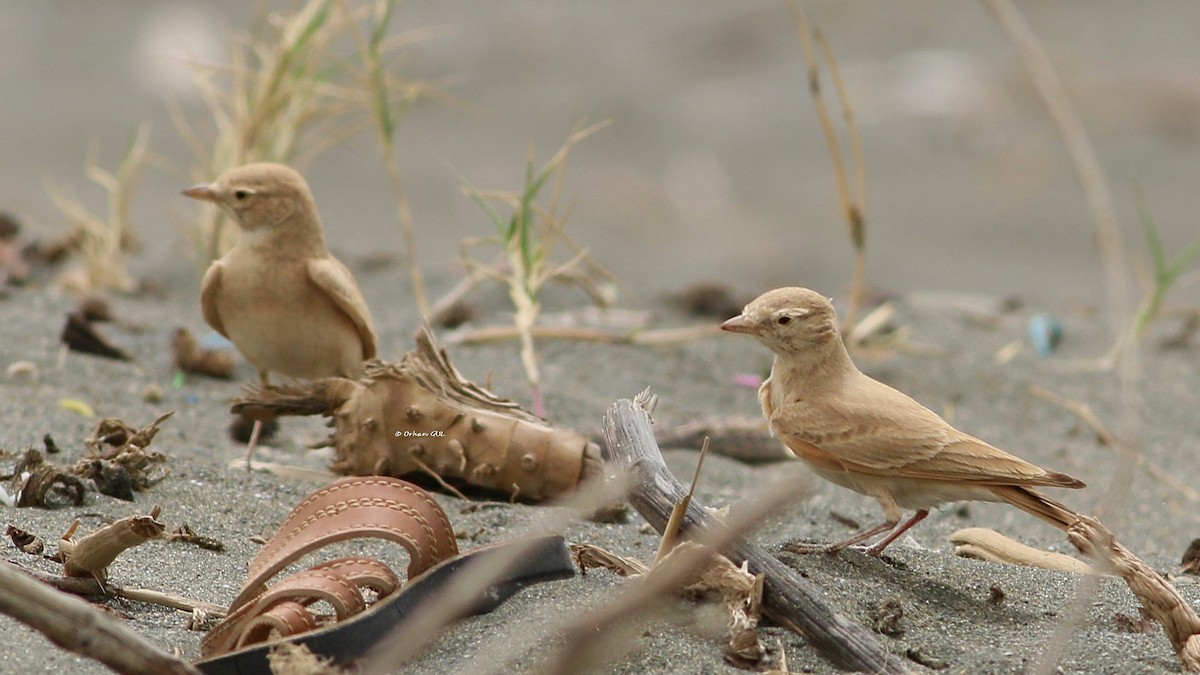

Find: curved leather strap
194;534;574;675
231;476;457;612
202;477;457;658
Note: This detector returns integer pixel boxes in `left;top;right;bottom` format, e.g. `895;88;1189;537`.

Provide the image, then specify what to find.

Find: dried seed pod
232;328;603;502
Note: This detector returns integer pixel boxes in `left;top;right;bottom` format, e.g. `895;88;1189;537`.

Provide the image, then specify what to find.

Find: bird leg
784;519;898;555
242;372;271;472
864;509;928;556
785;509;930;557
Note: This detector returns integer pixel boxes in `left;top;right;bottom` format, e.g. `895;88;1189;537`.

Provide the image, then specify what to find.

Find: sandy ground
0;263;1198;674
2;1;1200;673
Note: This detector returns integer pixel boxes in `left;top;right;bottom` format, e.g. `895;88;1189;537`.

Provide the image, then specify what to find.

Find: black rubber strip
195;534;575;675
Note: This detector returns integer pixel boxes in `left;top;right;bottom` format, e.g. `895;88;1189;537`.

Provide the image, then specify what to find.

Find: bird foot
782;540;845;555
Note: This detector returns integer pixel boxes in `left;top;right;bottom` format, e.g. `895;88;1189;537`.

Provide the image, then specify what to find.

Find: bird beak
182;183;219;203
720;314;759;335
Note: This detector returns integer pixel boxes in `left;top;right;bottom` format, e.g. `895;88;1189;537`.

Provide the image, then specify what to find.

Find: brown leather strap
201;477;458;659
195;534;575;675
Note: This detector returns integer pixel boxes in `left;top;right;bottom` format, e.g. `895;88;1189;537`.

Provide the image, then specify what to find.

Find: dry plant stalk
787;2;869;334
232;328;602;502
45;124;150;294
58;506;166;578
1068;516;1200;672
175;0;346;259
342;0;442;318
950;527;1097;575
6;560;226;617
1029;386;1200;509
458;121;614;416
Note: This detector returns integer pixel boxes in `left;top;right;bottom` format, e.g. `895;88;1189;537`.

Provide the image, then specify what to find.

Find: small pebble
6;361;36;378
141;383;165;403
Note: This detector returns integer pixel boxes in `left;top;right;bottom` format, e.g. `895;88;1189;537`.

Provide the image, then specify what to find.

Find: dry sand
1;263;1197;674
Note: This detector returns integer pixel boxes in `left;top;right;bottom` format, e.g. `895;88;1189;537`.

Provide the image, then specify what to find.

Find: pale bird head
183;163;316;233
721;287;840;355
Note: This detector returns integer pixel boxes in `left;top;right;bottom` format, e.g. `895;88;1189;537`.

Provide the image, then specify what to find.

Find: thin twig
787;2;867;333
445;323;720;346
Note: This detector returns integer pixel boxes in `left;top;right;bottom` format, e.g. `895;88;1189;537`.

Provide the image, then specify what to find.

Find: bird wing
306;257;378;359
199;262;228;338
770;377;1082;489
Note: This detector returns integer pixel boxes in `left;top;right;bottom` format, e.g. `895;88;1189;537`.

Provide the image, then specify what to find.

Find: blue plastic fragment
1027;313;1063;358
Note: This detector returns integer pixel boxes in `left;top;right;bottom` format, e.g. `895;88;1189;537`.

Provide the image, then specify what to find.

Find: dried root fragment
233;328;602;502
171;327;234;379
58;506;166;578
1069;515;1200;672
950;527;1097;575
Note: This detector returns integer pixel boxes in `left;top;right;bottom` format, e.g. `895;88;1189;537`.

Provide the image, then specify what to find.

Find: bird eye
234;190;249;200
777;316;792;325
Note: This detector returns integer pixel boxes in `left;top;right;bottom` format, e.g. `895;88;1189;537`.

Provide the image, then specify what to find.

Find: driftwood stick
0;560;200;675
1068;516;1200;672
603;397;909;674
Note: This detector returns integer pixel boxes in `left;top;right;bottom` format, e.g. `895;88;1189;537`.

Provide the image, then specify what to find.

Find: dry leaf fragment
570;543;650;577
61;311;130;360
84;412;173;457
6;525;45;555
171;327;234;379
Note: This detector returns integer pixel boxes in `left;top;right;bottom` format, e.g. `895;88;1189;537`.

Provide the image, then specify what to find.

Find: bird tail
989;485;1081;531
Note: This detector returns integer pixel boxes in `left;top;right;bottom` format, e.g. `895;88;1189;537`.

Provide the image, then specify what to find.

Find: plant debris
4;414;172;507
1114;608;1157;634
232;327;603;502
10;448;86;507
571;541;768;670
79;413;172;495
171;327;234;379
868;596;906;636
58;506;165;578
1181;538;1200;575
61;311;131;360
6;525;45;555
906;646;949;670
164;524;225;553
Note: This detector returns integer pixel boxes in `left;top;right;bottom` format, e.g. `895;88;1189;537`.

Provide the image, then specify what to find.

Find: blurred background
2;1;1198;308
